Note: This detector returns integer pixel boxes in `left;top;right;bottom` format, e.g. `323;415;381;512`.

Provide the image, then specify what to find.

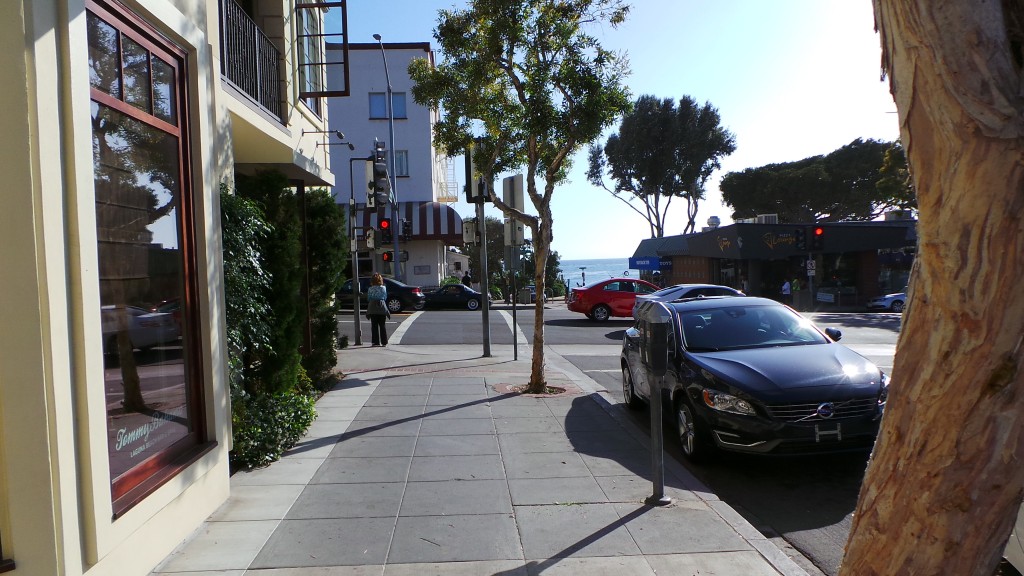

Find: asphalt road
337;301;900;576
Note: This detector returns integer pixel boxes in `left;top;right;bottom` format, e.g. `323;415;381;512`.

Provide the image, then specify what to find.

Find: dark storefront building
630;218;916;309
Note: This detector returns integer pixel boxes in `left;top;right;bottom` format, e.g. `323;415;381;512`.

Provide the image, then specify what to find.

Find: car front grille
766;397;878;422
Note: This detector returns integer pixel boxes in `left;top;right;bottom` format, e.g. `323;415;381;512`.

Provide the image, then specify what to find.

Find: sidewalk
152;343;811;576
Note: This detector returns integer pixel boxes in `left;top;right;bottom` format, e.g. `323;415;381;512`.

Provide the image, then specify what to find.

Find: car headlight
878;372;890;407
701;389;756;416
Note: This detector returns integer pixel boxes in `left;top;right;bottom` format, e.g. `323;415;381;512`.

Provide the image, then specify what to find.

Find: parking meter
637;301;671;376
635;301;673;506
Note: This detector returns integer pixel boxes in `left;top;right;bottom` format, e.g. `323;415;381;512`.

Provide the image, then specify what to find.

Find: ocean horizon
559;257;639;288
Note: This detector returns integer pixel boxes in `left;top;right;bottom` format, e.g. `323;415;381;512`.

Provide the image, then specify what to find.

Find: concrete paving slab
419;404;493;419
311;457;411;484
369;384;432;396
595;475;700;504
231;458;324;486
327;435;417;458
283;436;344;460
408;454;505;481
645;551;784;575
522;556;656;576
413;434;499;456
489;404;554;418
425;393;489;406
566;430;646;453
579;451;652;478
353;406;426;421
388;514;523;564
342;419;422;437
151;571;245;576
493;416;565;434
418;418;494;436
362;394;428;407
239;567;381;576
311;406;363;422
250;517;395;568
208;484;305;521
515;503;641;560
399;479;512;516
315;393;375;407
383;560;528;576
286;482;405;519
502;451;591;479
497;432;575;454
612;502;751;555
154;519;278;572
507;476;608;506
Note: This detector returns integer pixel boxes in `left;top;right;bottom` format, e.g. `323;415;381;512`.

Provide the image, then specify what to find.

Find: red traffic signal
379;218;391;230
810;226;825;250
379;218;393;243
382;251;394;262
813;226;824;236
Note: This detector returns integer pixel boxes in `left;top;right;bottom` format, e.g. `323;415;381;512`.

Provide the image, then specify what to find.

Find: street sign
806;259;816;271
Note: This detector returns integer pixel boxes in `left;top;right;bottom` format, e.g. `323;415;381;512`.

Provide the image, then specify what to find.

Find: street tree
410;0;631;393
720;138;911;222
587;94;736;235
840;3;1024;575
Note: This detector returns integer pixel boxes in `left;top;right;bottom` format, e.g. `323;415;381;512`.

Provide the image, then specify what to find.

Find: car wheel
591;304;611;322
891;300;905;313
621;365;644;410
675;396;714;463
386;298;403;314
413;301;426;311
466;298;480;311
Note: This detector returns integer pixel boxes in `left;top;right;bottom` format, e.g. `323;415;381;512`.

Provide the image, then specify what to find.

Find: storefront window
88;0;206;512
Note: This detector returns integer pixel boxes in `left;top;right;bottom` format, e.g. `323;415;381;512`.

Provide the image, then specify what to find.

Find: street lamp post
373;33;402;282
348;155;373;346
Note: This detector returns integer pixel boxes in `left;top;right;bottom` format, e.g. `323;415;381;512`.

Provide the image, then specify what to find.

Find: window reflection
92;101;192;484
87;12;121;98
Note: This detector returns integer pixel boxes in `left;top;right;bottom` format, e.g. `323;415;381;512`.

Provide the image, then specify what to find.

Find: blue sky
338;1;899;260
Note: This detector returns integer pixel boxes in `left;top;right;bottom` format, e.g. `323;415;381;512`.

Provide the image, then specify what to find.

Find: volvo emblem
816;402;835;419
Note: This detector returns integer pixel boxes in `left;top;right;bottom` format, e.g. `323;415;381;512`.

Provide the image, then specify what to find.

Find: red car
567;278;659;321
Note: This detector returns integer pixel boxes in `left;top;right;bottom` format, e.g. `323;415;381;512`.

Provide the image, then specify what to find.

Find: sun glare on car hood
691;345;882;393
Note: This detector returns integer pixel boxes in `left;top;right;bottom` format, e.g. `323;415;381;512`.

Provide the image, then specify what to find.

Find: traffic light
365;228;376;249
400;219;412;241
810;226;825;250
371;142;391;206
794;227;806;251
379;217;393;243
381;250;409;263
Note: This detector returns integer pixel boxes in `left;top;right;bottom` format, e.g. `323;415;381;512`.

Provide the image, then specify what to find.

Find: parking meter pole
511;250;518;361
645;375;671;506
477;201;492;357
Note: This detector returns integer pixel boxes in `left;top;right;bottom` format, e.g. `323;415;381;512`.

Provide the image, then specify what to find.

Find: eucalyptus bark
841;3;1024;575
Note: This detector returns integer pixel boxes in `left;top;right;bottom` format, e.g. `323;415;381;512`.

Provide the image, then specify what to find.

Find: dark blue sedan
621;297;889;462
424;284;484;310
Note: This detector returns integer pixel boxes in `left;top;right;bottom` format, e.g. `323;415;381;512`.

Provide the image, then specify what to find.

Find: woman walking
366;273;390;346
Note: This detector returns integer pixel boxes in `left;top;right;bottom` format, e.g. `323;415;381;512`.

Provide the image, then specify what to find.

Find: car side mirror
825;327;842;342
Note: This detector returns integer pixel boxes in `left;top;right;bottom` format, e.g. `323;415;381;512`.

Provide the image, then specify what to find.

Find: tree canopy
410;0;631;392
587;94;736;235
720;138;916;223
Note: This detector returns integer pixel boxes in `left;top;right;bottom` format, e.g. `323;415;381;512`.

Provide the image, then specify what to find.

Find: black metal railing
219;0;283;120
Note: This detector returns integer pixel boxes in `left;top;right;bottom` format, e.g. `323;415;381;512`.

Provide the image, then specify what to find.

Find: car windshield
680;304;829;352
649;285;684;298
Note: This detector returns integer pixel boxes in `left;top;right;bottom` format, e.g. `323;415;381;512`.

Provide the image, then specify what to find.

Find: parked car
632;283;744;317
567;278;659;321
337;277;426;313
101;305;181;353
150;297;182;330
866;289;907;312
621;297;889;462
424;284;484;310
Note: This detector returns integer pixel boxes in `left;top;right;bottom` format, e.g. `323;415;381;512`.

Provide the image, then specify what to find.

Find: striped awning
355;201;464;244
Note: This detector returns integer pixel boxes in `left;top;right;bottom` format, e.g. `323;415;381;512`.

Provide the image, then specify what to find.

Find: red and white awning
355;201;464;245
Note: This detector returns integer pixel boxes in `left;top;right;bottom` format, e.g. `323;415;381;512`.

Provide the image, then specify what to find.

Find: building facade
0;0;341;573
631;219;916;308
325;41;464;288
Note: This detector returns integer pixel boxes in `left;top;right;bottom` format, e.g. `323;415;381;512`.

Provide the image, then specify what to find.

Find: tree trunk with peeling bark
842;2;1024;575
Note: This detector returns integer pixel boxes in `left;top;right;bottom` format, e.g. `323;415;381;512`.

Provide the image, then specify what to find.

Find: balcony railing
219;0;283;120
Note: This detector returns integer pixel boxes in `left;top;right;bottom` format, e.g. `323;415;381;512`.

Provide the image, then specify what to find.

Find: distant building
1;0;343;573
631;218;917;308
326;42;464;288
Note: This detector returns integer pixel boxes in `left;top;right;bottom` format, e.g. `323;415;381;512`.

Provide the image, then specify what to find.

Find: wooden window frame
87;0;214;517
